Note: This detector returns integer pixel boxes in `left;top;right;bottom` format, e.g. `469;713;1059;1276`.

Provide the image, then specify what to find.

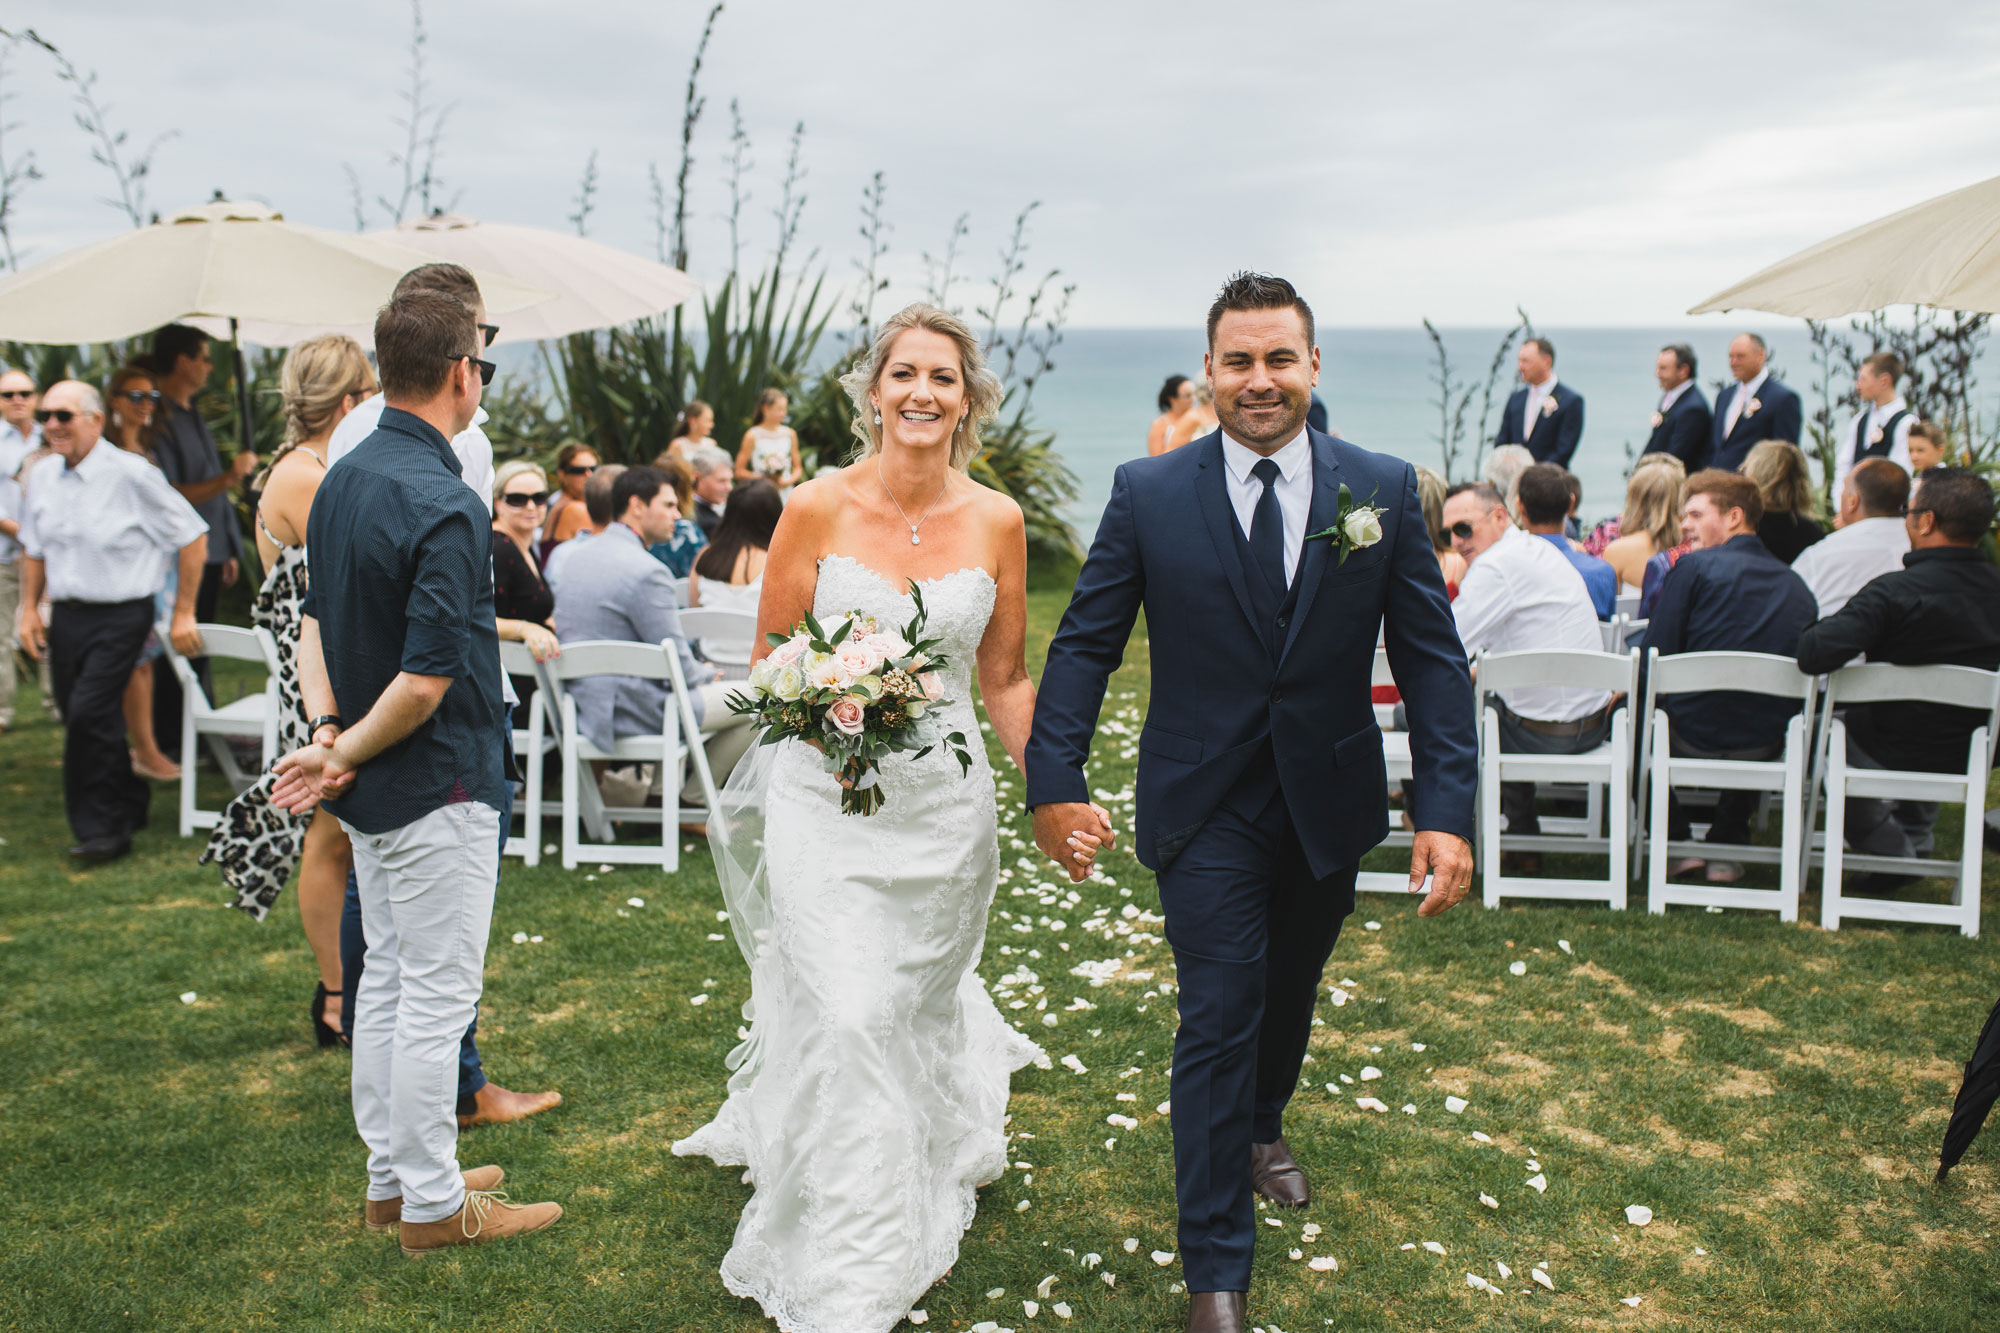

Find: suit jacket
1494;383;1584;468
1711;376;1803;472
551;523;711;751
1642;386;1712;468
1024;429;1477;878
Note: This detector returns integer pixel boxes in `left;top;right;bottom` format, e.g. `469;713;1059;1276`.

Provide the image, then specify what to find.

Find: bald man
1711;334;1803;472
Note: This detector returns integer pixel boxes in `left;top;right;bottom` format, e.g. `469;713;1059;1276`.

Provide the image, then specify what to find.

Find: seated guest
646;454;709;578
1742;440;1825;564
1907;420;1950;474
1603;455;1685;595
689;478;781;611
1639;470;1818;883
1414;465;1466;595
1560;469;1584;542
1444;482;1610;860
1515;463;1616;619
490;460;560;724
1642;342;1712;468
1791;459;1911;620
541;441;600;552
1482;444;1535;519
544;462;624;595
1796;469;2000;866
1493;337;1583;467
551;466;756;813
1832;352;1915;509
688;442;735;537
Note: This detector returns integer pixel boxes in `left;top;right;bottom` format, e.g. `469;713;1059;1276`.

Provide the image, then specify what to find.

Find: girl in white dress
676;306;1111;1333
737;387;804;496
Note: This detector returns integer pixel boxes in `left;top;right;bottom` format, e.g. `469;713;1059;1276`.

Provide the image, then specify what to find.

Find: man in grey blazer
551;465;755;808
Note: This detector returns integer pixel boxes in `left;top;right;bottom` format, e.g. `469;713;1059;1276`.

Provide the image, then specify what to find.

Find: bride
674;304;1113;1333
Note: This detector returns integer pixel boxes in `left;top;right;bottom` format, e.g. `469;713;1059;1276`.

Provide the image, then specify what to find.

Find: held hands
270;736;356;815
1032;801;1117;884
1408;830;1475;917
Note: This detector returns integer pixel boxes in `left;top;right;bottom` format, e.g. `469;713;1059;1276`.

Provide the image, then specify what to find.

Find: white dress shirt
328;395;496;515
1521;375;1558;439
1453;525;1610;722
1832;396;1913;509
1722;370;1768;438
1658;379;1695;413
1790;515;1910;620
1220;427;1312;587
19;442;209;603
0;422;37;563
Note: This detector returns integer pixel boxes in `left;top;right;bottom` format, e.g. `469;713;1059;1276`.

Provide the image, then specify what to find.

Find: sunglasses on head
561;463;596;476
479;323;499;348
118;389;162;405
0;388;34;400
1449;521;1476;539
451;353;497;386
34;408;84;424
499;490;550;509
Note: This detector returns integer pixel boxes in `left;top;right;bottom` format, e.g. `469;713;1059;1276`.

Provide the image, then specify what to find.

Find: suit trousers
1155;742;1355;1294
49;598;154;843
343;799;501;1224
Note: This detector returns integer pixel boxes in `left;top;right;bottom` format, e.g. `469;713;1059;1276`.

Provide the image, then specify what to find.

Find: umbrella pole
230;317;253;455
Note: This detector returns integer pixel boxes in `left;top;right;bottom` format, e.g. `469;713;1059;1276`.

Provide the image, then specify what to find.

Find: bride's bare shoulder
962;472;1025;533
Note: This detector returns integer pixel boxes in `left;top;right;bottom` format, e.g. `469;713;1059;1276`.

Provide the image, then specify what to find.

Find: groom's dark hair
1207;272;1315;349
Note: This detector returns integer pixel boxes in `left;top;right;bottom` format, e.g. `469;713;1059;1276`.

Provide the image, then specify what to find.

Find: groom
1026;274;1477;1333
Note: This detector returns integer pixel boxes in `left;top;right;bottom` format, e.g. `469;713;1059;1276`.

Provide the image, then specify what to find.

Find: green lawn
3;591;1998;1333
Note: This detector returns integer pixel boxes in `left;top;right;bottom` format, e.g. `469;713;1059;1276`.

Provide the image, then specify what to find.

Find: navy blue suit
1025;429;1476;1292
1711;376;1803;472
1494;382;1584;467
1642;386;1713;469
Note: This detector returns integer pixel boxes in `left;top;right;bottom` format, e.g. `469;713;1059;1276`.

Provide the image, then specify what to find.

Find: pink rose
836;642;884;680
864;631;911;659
919;671;945;701
768;635;809;668
827;696;867;736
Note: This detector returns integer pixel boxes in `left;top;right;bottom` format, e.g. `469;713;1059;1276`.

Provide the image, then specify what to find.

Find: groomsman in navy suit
1493;337;1583;468
1711;332;1802;471
1642;342;1712;467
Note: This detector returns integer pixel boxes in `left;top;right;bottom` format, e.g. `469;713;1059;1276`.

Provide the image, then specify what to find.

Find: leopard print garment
202;545;312;920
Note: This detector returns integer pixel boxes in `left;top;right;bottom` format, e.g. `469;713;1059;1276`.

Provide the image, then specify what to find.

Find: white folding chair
668;575;691;607
497;641;562;866
1476;648;1639;909
550;639;726;873
1358;647;1416;895
1637;650;1817;920
1615;592;1642;621
157;622;281;837
679;606;760;671
1598;617;1623;653
1816;663;2000;938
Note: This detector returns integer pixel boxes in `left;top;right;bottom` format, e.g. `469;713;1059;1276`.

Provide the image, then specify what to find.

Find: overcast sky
10;0;2000;329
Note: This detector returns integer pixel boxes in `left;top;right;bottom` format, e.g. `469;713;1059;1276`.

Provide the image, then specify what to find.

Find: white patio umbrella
1690;172;2000;318
366;213;700;344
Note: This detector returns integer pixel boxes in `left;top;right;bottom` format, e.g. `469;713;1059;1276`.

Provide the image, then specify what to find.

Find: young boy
1907;420;1950;473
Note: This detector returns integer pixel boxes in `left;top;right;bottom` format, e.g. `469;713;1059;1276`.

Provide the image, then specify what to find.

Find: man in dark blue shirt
273;289;560;1256
1640;470;1818;881
1517;463;1617;618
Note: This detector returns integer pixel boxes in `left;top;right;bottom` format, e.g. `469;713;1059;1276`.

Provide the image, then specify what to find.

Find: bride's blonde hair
839;304;1005;471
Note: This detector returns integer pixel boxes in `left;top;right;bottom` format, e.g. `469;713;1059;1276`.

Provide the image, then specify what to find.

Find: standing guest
645;454;709;578
1832;352;1916;509
16;382;207;863
1907;420;1950;474
1603;456;1686;594
1791;458;1911;621
270;289;562;1255
0;368;40;733
147;324;256;702
103;365;180;783
490;460;561;727
1642;343;1712;468
1516;464;1616;619
736;388;804;495
1168;379;1221;450
1796;468;2000;870
1711;333;1803;472
203;335;374;1045
1742;440;1825;564
1493;337;1583;468
1148;375;1196;456
1637;470;1818;884
1482;444;1535;519
546;463;625;595
689;477;781;611
688;442;735;537
542;442;601;550
1444;481;1610;864
660;399;715;466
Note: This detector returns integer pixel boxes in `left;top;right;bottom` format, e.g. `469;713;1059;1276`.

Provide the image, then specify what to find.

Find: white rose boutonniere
1307;484;1387;567
1650;411;1665;429
1540;393;1559;417
1743;397;1763;418
1868;425;1885;446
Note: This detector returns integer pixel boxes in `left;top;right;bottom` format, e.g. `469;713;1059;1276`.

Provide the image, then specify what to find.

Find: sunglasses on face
0;389;34;400
499;490;550;509
1449;521;1476;539
479;323;499;348
118;389;162;405
34;408;84;424
561;463;597;476
451;354;497;386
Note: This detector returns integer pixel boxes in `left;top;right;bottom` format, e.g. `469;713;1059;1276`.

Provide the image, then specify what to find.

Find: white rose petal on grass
1471;1132;1493;1143
1465;1273;1501;1296
627;897;645;908
689;994;708;1006
1694;1247;1708;1257
1625;1204;1654;1227
1496;1261;1513;1280
512;931;529;944
907;1312;927;1326
1122;1238;1140;1253
1422;1241;1447;1256
1328;987;1350;1007
1402;1104;1418;1115
1622;1297;1642;1308
1081;1253;1101;1270
1508;960;1528;977
1301;1223;1322;1242
986;1288;1005;1299
1157;1101;1172;1115
1479;1193;1499;1210
707;933;726;941
1354;1097;1389;1113
1101;1273;1117;1288
1526;1160;1540;1171
1265;1217;1284;1228
1308;1256;1339;1272
1526;1174;1547;1194
1036;1275;1058;1299
1023;1301;1039;1319
1411;1042;1427;1052
1445;1096;1469;1114
1151;1249;1176;1266
1061;1054;1088;1075
1107;1114;1139;1130
584;874;596;882
1052;1303;1072;1319
1359;1066;1382;1081
530;935;543;944
179;992;198;1005
1364;920;1381;931
1532;1268;1555;1291
1557;939;1572;954
1016;1199;1031;1212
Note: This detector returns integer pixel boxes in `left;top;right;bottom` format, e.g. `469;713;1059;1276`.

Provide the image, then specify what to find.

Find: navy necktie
1249;457;1285;593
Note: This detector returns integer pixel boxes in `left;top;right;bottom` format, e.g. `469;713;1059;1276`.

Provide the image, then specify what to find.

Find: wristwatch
308;714;342;739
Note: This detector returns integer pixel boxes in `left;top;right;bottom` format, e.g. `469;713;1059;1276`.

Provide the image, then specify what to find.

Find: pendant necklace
878;458;948;546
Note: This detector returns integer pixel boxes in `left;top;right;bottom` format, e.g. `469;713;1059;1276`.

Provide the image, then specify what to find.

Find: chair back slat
553;639;671;682
1649;650;1816;702
497;640;542;676
1476;648;1636;696
1825;662;2000;713
187;623;273;666
679;608;759;666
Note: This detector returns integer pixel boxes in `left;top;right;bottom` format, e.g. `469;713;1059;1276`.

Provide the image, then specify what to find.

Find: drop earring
957;416;965;433
873;409;882;425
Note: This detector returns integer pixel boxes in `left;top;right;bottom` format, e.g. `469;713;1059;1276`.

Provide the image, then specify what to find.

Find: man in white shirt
0;367;40;732
1832;351;1916;511
17;382;207;863
1444;481;1611;849
1792;458;1912;620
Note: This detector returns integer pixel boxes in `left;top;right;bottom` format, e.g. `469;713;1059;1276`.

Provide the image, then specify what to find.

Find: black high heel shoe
310;983;349;1049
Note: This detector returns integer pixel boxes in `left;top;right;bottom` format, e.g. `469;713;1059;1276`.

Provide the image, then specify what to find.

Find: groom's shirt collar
1219;425;1310;487
1219;425;1313;586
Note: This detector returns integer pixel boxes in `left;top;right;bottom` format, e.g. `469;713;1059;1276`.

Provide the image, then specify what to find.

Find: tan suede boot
364;1166;507;1231
400;1189;562;1257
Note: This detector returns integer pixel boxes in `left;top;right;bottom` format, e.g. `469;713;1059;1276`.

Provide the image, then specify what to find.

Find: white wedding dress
674;554;1042;1333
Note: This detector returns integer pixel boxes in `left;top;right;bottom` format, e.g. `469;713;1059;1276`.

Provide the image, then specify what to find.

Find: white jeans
342;801;502;1223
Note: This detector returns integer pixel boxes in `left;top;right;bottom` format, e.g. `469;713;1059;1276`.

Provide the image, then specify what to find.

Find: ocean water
1029;326;1824;537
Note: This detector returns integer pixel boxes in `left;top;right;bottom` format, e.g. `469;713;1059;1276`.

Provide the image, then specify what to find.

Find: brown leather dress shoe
400;1190;562;1257
1251;1137;1310;1207
1186;1291;1247;1333
458;1082;563;1128
364;1165;506;1230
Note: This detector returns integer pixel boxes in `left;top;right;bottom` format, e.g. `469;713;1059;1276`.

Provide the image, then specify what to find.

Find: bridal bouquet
729;583;973;815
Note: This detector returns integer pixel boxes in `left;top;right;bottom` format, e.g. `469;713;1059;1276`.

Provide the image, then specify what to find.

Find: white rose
1343;507;1384;549
769;664;806;701
806;655;851;692
748;659;775;692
